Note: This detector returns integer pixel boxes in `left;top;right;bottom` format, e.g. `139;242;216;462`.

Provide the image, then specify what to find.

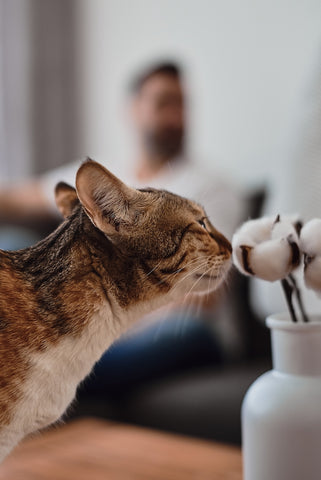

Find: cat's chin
172;273;226;297
191;259;231;291
191;277;224;294
194;263;231;294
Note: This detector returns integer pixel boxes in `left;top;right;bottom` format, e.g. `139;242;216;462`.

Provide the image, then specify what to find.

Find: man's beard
143;126;184;160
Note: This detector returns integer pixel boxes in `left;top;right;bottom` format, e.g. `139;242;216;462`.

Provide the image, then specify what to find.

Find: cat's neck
9;206;173;338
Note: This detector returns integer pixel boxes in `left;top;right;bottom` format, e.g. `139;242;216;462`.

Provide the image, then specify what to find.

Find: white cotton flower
232;215;301;282
300;218;321;293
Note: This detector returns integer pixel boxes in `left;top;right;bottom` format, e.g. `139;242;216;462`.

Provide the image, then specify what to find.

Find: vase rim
266;313;321;331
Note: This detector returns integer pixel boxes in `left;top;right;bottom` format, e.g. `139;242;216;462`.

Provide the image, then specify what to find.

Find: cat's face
114;187;232;296
56;160;232;299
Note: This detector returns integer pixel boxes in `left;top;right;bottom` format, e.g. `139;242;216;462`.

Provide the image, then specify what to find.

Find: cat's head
55;159;232;298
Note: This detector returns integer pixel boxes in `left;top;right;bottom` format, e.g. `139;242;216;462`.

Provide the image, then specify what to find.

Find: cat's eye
198;219;207;230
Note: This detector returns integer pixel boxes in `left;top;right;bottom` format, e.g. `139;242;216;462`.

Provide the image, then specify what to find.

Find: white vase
242;313;321;480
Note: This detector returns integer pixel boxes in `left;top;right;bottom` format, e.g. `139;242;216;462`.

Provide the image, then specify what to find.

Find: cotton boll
232;217;275;274
232;214;301;281
251;238;296;281
232;217;275;247
300;219;321;294
234;238;295;281
304;256;321;293
300;219;321;256
271;216;300;243
232;244;252;277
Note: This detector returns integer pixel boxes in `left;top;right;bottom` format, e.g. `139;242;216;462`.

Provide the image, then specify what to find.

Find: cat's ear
55;182;79;218
75;159;146;235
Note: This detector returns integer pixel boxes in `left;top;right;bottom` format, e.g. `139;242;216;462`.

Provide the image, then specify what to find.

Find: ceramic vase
242;313;321;480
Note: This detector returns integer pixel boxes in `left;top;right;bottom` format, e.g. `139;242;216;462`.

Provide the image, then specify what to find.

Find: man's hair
129;61;183;95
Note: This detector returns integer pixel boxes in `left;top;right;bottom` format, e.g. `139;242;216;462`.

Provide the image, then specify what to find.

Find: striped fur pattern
0;159;231;461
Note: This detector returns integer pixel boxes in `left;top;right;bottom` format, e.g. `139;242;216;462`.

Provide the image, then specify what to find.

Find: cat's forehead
139;187;204;217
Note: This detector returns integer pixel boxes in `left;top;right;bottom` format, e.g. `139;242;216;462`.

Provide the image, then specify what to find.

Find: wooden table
0;418;242;479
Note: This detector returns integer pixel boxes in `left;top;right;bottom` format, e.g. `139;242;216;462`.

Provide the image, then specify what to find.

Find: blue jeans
0;225;40;251
81;313;222;397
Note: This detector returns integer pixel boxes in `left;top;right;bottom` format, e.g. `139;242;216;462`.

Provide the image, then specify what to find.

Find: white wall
0;0;80;182
0;0;33;183
76;0;321;187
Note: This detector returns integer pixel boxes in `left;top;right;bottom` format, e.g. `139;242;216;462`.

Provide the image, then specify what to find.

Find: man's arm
0;180;58;225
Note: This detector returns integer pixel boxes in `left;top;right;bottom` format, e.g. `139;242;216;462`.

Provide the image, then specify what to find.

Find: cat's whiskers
151;257;208;288
172;299;197;338
178;255;226;289
149;298;193;343
193;294;206;318
168;267;215;309
151;316;169;343
206;268;212;303
165;256;230;338
183;263;218;301
140;257;201;286
179;257;222;287
168;268;221;339
168;259;211;292
131;265;205;343
185;265;216;300
145;260;163;277
205;255;229;301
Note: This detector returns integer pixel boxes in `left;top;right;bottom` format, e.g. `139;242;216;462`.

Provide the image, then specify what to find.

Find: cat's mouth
194;273;220;280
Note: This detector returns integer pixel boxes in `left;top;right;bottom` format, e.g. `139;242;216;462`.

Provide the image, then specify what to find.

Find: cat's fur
0;159;231;461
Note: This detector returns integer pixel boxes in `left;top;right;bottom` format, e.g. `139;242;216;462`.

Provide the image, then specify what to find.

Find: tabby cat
0;159;231;461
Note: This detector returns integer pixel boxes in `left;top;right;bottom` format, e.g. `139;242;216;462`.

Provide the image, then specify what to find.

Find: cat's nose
210;230;232;256
220;237;232;256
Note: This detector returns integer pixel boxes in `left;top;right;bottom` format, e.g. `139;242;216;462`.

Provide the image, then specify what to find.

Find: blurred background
1;0;321;446
1;0;321;186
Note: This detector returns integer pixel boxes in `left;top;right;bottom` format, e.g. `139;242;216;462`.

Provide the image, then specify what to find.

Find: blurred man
0;62;241;242
0;61;245;397
130;62;185;180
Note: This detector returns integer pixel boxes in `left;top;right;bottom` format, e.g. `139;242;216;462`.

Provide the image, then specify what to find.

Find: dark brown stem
288;273;309;323
281;278;298;323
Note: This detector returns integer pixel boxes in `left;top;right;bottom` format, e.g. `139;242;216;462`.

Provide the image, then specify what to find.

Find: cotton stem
288;274;309;323
281;278;298;323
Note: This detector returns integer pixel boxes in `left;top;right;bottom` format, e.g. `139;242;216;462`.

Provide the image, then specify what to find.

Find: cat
0;158;232;462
